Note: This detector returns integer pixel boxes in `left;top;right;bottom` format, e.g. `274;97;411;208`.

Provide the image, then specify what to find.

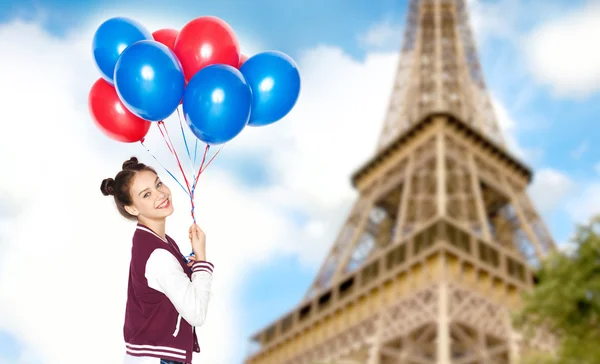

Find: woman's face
125;170;174;220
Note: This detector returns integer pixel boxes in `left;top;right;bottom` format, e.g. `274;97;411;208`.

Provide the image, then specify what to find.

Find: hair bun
100;178;115;196
122;157;139;170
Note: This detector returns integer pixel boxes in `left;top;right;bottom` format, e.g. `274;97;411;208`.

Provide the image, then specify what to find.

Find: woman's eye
157;182;163;187
144;192;150;198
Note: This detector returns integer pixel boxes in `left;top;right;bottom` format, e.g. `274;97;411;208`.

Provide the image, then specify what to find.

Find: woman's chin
164;205;175;216
152;206;175;219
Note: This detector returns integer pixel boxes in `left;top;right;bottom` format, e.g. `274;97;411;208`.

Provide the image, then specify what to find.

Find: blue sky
1;0;600;363
0;0;405;58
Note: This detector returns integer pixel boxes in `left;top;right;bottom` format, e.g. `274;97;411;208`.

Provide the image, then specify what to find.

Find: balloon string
176;107;196;183
139;140;190;197
191;144;224;192
155;123;176;155
190;184;197;224
193;145;216;185
200;146;222;174
146;125;223;262
174;107;200;224
194;145;210;190
157;121;192;195
193;139;199;172
187;145;209;226
158;120;196;223
188;144;223;261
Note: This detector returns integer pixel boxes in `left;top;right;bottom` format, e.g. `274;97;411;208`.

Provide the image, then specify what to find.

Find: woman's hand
188;223;206;261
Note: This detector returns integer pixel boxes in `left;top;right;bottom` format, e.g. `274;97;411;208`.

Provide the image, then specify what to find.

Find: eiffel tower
245;0;556;363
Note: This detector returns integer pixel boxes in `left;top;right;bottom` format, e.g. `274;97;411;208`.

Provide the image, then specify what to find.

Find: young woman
101;157;214;364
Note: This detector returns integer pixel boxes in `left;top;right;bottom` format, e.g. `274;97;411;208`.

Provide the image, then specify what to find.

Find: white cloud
570;140;589;160
524;2;600;98
225;46;398;266
528;168;574;215
524;162;600;242
567;182;600;224
358;20;403;49
0;14;399;364
491;96;542;164
526;165;600;233
468;0;521;45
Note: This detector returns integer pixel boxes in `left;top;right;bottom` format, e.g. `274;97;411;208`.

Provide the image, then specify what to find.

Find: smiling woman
100;157;215;364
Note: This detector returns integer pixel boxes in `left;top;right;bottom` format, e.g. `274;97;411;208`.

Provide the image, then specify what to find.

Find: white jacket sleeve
145;248;213;327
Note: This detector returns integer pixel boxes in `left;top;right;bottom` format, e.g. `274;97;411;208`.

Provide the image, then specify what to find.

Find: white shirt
124;230;213;363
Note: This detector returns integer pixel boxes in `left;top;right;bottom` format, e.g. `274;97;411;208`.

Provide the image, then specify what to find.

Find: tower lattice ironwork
245;0;556;363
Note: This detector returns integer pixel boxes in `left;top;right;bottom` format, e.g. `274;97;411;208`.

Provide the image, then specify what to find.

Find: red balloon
88;78;151;143
152;28;179;51
238;53;248;68
174;16;240;81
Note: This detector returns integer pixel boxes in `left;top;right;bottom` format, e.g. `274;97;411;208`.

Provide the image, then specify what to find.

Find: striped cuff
191;260;214;274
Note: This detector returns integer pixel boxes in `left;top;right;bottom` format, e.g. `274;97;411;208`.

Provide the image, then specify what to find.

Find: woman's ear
124;205;139;217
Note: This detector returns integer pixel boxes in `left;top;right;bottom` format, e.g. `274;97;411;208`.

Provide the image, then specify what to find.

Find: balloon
152;28;179;51
88;78;151;143
92;17;152;83
240;51;301;126
238;53;248;68
183;64;252;145
114;40;185;121
174;16;240;81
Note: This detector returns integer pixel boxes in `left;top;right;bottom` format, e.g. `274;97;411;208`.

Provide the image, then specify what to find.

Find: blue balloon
183;65;252;145
92;17;152;83
114;40;185;122
240;51;301;126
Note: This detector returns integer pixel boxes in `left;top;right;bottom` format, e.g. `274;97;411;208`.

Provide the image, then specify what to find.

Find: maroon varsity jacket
123;223;214;363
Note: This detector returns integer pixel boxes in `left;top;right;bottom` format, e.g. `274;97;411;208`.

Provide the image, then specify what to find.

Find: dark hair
100;156;157;220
